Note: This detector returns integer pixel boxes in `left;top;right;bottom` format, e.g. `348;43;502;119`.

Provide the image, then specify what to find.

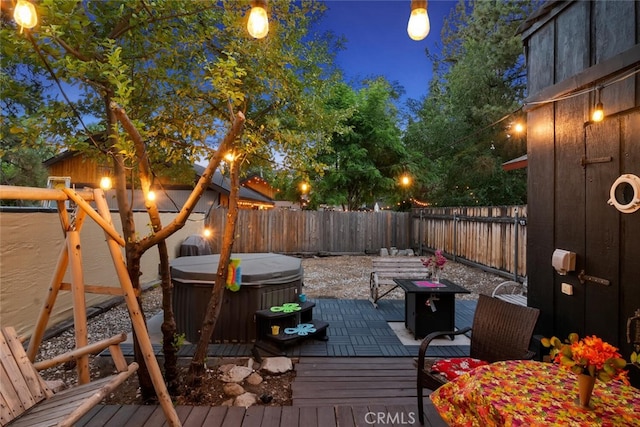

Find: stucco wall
0;210;203;337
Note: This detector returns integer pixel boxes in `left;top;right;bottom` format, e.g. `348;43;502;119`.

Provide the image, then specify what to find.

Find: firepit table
393;278;470;339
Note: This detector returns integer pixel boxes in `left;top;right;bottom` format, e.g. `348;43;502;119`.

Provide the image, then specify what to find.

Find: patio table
430;359;640;426
393;278;470;339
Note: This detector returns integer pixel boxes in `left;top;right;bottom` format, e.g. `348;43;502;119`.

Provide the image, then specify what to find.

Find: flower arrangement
542;333;629;384
422;249;447;272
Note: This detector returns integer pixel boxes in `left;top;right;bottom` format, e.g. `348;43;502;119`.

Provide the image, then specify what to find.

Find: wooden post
27;207;87;361
66;231;90;384
92;189;181;427
27;244;68;361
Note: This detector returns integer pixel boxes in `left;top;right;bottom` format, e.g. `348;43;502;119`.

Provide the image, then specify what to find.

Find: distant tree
314;79;408;211
404;0;537;207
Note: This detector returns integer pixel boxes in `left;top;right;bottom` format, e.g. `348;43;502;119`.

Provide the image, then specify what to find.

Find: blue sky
314;0;458;102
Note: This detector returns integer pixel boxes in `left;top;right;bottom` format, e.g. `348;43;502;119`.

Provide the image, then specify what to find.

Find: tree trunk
157;240;179;394
187;157;241;385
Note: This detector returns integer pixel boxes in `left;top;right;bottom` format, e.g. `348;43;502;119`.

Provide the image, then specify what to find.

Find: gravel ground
36;254;507;382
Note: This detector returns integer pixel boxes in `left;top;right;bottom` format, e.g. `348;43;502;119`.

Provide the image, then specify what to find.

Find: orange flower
543;333;629;384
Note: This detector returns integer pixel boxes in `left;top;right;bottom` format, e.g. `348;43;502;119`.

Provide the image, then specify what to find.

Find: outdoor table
430;359;640;426
393;278;470;339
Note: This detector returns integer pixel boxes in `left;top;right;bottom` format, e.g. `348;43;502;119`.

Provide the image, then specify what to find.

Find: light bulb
300;183;309;193
401;175;411;187
247;1;269;39
203;227;212;238
14;0;37;31
407;0;430;41
147;190;156;201
514;123;524;133
99;176;112;190
592;102;604;122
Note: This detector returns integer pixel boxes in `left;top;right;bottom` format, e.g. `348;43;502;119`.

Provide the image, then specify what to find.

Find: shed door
583;119;620;344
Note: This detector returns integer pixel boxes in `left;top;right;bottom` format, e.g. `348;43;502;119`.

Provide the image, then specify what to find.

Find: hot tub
170;253;303;343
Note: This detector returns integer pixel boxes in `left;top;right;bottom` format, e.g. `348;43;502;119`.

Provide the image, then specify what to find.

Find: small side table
252;301;329;361
393;278;470;339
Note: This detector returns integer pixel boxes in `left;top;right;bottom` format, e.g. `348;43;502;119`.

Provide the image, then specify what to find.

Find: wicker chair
417;294;540;424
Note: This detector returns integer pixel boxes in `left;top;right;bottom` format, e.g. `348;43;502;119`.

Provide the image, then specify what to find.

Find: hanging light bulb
407;0;430;41
13;0;38;32
247;0;269;39
99;176;112;191
147;190;156;201
400;174;412;187
592;88;604;122
202;226;213;238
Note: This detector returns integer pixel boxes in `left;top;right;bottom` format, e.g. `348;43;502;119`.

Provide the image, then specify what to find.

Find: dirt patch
100;358;295;407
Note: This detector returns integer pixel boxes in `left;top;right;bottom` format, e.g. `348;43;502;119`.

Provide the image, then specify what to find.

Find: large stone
260;356;293;374
223;382;245;397
234;392;258;408
246;372;263;385
220;365;253;383
379;248;389;256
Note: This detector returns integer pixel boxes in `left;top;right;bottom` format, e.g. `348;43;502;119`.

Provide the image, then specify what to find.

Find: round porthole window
608;174;640;214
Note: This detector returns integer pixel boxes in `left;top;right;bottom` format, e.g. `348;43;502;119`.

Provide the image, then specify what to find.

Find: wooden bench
0;326;138;427
491;280;528;306
369;256;430;307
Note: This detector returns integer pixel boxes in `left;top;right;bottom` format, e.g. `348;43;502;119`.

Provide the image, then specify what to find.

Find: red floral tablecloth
430;360;640;426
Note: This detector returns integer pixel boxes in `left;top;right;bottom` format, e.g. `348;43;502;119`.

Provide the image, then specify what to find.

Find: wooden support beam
61;188;125;246
67;231;90;385
92;188;181;426
58;283;135;296
0;185;94;202
27;243;69;361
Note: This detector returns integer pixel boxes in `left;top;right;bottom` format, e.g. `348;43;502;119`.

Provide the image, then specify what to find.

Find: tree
404;0;537;207
2;0;342;399
313;78;408;211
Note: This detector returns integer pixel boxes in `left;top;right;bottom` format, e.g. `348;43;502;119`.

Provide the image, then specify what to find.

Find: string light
407;0;430;41
13;0;37;32
247;0;269;39
592;87;604;122
99;176;112;190
147;190;156;201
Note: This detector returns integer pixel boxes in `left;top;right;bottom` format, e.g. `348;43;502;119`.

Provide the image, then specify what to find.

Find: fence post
453;212;458;262
514;207;519;281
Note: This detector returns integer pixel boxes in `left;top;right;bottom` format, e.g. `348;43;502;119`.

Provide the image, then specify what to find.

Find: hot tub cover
170;253;303;285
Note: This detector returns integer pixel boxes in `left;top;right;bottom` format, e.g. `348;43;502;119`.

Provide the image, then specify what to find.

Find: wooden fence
411;206;527;280
206;205;527;279
207;209;412;255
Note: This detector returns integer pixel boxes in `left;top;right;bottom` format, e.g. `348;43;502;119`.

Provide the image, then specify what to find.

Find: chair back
0;327;52;426
469;294;540;363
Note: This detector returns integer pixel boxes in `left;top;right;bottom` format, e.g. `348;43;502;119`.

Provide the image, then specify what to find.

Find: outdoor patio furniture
0;326;138;427
491;279;527;306
369;257;430;307
417;294;540;425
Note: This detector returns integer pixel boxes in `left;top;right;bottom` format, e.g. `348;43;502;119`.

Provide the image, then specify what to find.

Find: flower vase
576;374;595;409
432;269;440;283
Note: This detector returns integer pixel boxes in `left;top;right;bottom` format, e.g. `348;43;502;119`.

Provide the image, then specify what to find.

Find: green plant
542;333;629;384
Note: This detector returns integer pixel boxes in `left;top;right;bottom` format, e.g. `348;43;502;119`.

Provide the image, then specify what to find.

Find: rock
379;248;389;256
247;358;255;370
246;372;263;385
223;382;245;397
218;363;236;374
234;392;258;408
220;365;253;383
260;356;293;374
221;398;234;407
260;393;273;403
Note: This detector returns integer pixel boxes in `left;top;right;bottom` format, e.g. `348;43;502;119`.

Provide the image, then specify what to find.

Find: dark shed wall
521;0;640;368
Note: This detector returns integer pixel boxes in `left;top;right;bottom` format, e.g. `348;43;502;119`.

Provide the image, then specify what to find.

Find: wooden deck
78;403;445;426
77;357;446;426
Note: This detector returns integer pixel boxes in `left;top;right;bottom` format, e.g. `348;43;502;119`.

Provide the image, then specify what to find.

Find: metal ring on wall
607;174;640;214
